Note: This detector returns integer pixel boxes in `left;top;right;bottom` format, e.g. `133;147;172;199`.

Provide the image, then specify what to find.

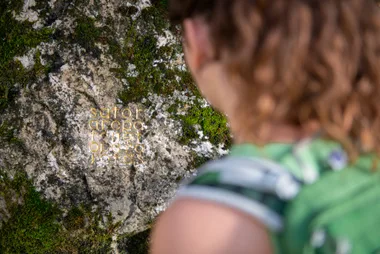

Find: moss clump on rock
112;24;187;103
168;99;232;148
181;105;231;147
189;151;212;169
0;170;120;253
72;16;102;57
0;1;231;253
0;0;53;112
0;121;22;145
105;2;194;104
0;171;63;253
59;205;118;253
111;3;232;148
118;228;151;254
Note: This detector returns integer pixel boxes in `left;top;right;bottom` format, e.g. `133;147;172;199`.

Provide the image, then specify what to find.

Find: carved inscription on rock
88;105;146;166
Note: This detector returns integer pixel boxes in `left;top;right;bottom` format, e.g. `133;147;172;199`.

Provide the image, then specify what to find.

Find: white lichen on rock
156;30;176;48
0;0;231;245
13;48;36;69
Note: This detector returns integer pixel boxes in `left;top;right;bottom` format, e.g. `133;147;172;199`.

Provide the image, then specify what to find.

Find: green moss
151;0;169;10
106;3;187;104
188;151;212;169
117;5;139;16
106;3;194;107
171;101;232;148
0;171;62;253
72;16;102;57
0;170;120;253
60;205;117;253
63;205;86;230
0;0;53;112
140;5;169;34
118;229;151;254
179;119;199;144
0;0;23;14
0;61;28;111
32;0;52;19
176;70;202;98
109;3;231;148
117;30;160;102
0;52;52;112
0;10;52;65
167;102;178;114
0;121;22;145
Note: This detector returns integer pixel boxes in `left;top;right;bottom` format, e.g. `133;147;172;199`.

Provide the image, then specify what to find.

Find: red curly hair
169;0;380;160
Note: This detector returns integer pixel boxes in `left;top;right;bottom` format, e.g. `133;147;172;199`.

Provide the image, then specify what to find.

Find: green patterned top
229;138;380;254
175;138;380;254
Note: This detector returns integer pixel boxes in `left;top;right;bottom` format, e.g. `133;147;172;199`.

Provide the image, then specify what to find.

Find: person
150;0;380;253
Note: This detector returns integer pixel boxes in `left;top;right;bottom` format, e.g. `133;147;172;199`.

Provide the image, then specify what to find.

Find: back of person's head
168;0;380;160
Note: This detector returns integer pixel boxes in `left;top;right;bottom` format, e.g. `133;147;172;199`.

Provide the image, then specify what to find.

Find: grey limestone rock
0;0;229;243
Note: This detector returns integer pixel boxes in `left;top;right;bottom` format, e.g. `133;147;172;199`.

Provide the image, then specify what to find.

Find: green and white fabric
173;137;380;254
176;156;301;232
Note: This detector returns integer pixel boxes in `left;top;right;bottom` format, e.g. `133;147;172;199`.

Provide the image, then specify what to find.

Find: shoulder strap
174;156;302;232
173;138;354;232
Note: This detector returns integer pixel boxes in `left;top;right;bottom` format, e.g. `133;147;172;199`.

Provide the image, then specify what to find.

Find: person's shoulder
175;155;301;233
174;138;380;253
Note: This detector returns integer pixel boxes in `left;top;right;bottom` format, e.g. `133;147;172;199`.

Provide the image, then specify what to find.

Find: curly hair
169;0;380;160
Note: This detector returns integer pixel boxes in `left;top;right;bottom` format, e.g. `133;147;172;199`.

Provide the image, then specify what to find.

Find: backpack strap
173;138;350;233
174;156;302;232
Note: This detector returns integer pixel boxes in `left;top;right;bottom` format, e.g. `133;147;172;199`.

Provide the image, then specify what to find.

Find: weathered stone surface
0;0;230;246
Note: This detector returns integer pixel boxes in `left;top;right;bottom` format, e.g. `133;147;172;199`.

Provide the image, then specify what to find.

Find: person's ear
182;18;213;73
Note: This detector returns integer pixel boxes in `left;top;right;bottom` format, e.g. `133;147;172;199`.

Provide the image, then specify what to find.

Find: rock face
0;0;230;241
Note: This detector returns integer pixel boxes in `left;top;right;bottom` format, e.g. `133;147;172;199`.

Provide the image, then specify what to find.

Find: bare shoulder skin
151;199;273;254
